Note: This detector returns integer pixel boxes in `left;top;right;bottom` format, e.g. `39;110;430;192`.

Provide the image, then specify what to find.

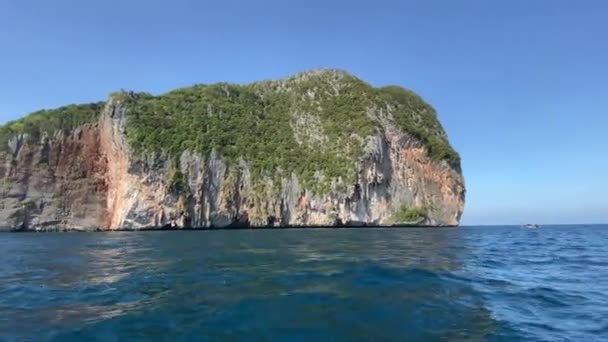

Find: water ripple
0;225;607;341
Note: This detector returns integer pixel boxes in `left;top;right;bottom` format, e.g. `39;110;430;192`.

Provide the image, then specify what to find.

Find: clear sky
1;0;607;225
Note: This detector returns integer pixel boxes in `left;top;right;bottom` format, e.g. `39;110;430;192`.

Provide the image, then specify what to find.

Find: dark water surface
1;225;607;341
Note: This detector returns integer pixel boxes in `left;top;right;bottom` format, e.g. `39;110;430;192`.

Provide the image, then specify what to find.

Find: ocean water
0;226;607;341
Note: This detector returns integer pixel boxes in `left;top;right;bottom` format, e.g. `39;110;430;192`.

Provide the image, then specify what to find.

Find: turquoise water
1;226;607;341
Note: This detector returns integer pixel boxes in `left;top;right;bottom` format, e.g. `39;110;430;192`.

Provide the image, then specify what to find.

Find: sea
0;225;606;341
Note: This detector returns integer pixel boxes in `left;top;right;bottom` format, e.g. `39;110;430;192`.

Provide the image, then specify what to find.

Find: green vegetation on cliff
390;206;427;223
0;70;459;193
118;71;381;192
0;103;104;151
117;70;458;192
377;86;459;164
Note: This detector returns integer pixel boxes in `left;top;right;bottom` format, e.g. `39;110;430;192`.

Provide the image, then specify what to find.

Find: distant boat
522;224;541;229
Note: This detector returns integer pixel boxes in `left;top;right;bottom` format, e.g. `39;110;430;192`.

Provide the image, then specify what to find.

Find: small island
0;70;464;231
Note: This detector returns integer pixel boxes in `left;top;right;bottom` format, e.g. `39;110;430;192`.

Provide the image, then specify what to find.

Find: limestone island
0;69;465;231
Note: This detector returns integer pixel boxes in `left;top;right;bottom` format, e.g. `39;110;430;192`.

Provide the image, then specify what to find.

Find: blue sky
1;0;607;225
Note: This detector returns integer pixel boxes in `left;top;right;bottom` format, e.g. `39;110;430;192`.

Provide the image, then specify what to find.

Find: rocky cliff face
0;70;465;230
0;127;107;230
